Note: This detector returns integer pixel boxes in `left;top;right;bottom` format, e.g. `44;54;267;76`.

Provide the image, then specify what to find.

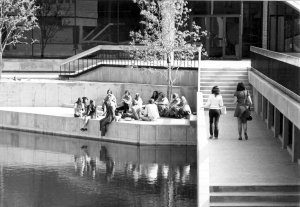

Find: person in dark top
82;97;89;116
150;90;159;101
81;99;96;131
100;99;115;136
233;82;252;140
116;90;132;113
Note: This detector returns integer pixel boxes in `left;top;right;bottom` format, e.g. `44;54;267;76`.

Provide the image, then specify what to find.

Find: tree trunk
0;51;3;80
167;65;172;100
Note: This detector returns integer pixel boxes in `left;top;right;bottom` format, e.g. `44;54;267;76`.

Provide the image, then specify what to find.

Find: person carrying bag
233;82;253;140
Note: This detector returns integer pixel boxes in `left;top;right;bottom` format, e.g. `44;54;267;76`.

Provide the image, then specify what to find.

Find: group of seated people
73;90;192;135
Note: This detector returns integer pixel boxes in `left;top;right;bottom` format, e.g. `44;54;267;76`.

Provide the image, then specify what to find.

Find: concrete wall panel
249;71;300;130
0;80;197;110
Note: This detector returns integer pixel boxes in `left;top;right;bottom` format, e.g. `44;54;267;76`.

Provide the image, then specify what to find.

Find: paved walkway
206;111;300;185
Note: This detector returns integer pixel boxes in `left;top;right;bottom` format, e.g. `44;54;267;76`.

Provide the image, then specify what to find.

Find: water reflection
0;129;197;207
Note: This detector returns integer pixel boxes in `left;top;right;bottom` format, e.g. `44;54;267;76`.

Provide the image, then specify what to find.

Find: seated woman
82;97;89;116
177;96;191;119
103;89;117;112
140;99;160;121
134;93;143;107
150;91;159;101
166;93;181;118
74;97;84;117
100;99;115;136
116;90;132;114
81;100;96;131
155;92;169;117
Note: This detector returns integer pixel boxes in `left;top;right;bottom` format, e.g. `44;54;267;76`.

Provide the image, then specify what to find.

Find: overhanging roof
286;1;300;12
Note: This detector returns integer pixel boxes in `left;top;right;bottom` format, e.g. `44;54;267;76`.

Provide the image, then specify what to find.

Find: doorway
193;15;241;59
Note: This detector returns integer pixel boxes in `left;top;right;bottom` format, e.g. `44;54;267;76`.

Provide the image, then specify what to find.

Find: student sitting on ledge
140;99;160;121
81;100;96;131
116;90;132;114
177;96;191;119
100;99;115;136
74;97;84;117
155;92;169;117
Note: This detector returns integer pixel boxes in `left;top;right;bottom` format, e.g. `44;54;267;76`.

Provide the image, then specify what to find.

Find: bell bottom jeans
209;109;221;138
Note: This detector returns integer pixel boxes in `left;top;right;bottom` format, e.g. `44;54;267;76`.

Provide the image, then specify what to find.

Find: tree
130;0;206;99
0;0;39;79
36;0;70;58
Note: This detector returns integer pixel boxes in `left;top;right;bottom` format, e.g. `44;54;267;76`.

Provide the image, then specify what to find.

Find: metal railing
250;46;300;97
59;45;200;76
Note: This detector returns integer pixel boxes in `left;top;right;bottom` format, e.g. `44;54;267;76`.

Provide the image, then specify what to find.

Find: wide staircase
210;185;300;207
200;63;251;110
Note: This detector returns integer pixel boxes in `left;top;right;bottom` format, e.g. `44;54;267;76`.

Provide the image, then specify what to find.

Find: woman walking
233;82;252;140
204;86;224;139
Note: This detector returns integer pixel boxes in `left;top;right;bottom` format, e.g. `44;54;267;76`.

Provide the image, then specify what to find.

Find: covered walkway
207;111;300;186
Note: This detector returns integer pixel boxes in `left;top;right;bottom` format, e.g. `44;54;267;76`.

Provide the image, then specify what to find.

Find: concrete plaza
207;111;300;186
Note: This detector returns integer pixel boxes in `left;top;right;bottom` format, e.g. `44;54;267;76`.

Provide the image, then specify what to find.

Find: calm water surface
0;129;197;207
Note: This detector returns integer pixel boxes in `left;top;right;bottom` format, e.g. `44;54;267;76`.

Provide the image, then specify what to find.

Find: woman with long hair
150;91;159;101
177;96;191;119
234;82;252;140
204;86;224;139
74;97;84;117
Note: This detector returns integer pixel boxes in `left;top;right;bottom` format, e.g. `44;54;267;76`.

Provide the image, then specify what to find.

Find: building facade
3;0;299;59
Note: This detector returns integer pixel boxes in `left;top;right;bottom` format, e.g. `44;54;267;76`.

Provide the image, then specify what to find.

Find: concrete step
210;192;300;203
210;202;300;207
210;185;300;193
200;71;248;76
201;68;249;72
200;76;248;82
200;82;251;86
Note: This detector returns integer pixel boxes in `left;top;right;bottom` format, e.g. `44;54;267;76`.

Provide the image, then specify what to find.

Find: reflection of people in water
100;146;115;182
74;145;96;179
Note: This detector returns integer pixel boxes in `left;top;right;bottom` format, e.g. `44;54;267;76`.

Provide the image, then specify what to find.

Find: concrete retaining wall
3;59;62;72
0;109;196;145
70;66;198;87
0;80;197;111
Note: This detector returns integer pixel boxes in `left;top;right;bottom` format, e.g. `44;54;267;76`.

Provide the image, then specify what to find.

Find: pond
0;129;197;207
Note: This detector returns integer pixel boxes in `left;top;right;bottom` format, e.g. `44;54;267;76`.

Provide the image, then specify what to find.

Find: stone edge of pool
0;109;197;145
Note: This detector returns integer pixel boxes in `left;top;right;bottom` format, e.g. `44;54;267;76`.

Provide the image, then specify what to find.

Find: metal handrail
59;44;200;76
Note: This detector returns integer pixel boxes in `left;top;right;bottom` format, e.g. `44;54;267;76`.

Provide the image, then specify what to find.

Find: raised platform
0;107;197;145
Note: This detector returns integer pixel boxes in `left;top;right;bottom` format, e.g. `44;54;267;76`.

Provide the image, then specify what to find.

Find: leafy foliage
130;0;206;64
0;0;39;52
35;0;71;57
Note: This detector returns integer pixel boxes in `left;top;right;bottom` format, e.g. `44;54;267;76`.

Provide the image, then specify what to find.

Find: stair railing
59;45;200;76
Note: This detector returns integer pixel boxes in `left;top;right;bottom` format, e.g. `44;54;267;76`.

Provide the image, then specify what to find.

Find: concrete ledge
249;71;300;130
250;46;300;67
0;107;196;146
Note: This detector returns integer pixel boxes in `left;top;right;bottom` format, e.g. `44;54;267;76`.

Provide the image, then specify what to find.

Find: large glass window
3;0;140;58
268;1;300;53
242;1;262;57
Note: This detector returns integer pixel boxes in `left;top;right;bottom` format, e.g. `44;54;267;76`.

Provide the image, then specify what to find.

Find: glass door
223;17;240;58
192;15;241;59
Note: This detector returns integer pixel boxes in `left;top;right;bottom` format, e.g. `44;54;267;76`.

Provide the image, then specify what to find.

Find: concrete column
292;125;300;163
274;108;281;138
282;116;289;149
262;1;268;49
261;96;266;120
253;87;259;114
197;92;209;207
257;92;262;118
267;101;274;129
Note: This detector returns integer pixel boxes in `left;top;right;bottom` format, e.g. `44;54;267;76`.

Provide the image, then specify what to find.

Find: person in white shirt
203;86;224;139
140;99;160;121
